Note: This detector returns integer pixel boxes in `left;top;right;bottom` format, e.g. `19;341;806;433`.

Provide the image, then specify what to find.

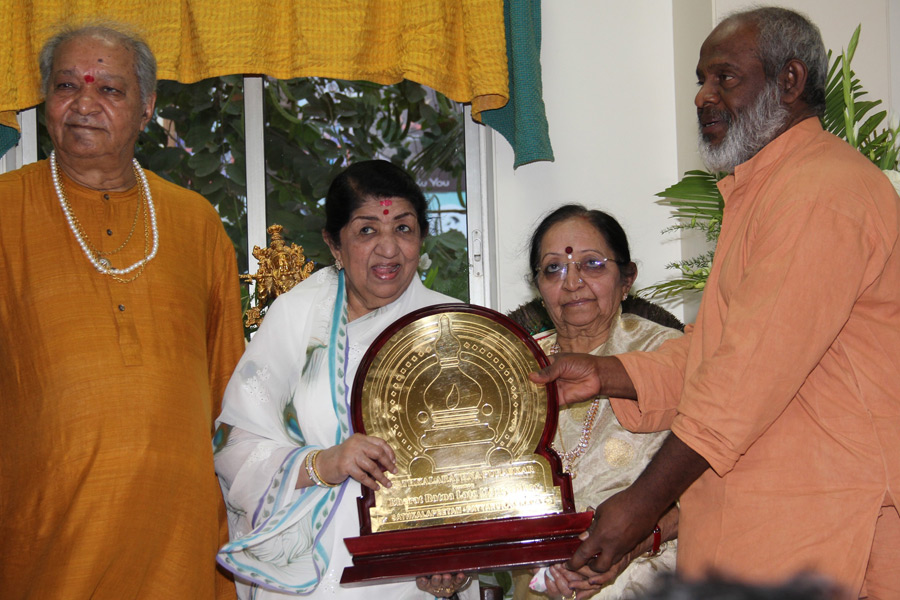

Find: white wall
486;0;898;321
893;1;900;117
487;0;682;316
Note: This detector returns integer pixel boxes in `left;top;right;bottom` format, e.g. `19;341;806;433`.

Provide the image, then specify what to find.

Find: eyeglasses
537;257;611;281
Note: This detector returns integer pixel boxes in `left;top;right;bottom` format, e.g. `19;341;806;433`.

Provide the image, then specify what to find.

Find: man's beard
697;80;790;173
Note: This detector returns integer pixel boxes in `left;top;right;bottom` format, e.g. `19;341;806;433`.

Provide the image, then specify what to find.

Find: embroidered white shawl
214;268;458;599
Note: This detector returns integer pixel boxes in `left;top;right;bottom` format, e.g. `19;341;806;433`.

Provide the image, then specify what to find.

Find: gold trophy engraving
418;315;494;471
360;311;563;532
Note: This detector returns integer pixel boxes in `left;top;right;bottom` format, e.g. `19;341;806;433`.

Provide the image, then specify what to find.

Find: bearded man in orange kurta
534;7;900;600
0;23;244;599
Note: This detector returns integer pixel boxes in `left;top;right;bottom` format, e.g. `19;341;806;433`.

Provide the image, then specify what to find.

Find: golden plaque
342;304;592;584
360;308;562;531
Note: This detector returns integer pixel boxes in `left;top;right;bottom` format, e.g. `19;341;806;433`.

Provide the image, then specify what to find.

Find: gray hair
39;21;157;107
722;7;828;116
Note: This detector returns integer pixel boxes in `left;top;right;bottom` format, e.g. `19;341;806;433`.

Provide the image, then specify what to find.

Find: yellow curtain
0;0;508;131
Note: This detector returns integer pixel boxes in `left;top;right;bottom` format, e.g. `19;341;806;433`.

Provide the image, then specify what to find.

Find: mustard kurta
0;160;245;599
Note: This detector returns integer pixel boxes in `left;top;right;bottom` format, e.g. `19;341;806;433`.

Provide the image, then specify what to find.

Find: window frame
5;76;498;308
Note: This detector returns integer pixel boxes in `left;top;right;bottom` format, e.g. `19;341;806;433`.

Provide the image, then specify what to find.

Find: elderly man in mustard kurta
0;23;244;599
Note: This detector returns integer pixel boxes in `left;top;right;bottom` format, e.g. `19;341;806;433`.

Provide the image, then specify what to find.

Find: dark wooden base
341;510;594;585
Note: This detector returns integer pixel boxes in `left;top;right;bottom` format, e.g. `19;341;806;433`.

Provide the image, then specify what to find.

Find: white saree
214;268;472;599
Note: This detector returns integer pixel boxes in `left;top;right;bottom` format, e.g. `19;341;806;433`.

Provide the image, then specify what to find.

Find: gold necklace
86;182;143;259
98;194;142;257
51;151;159;282
553;398;602;478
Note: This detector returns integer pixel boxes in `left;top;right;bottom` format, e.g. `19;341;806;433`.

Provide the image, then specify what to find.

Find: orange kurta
611;119;900;592
0;160;244;599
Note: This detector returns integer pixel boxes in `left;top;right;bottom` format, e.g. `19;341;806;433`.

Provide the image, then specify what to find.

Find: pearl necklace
51;151;159;281
548;342;602;477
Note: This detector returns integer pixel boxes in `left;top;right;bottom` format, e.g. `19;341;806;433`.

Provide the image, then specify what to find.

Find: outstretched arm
530;354;636;406
568;434;708;573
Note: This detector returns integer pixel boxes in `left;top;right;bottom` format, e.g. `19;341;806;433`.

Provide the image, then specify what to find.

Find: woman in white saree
214;161;475;600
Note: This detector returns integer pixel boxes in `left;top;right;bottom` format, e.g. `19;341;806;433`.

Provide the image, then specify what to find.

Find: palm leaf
655;170;724;223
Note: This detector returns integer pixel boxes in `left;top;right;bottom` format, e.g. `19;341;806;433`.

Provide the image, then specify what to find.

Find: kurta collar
49;158;142;205
716;117;823;207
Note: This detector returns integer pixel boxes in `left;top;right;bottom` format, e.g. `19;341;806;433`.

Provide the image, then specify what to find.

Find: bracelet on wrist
305;449;339;488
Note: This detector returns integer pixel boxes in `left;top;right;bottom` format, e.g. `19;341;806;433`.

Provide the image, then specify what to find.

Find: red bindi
383;209;390;215
84;74;95;83
565;246;573;254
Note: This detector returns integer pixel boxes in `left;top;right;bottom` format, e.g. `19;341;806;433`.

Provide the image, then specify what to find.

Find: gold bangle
304;450;320;486
309;449;339;488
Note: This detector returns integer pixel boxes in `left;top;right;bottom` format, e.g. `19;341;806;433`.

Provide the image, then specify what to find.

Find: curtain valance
0;0;509;142
0;0;553;167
